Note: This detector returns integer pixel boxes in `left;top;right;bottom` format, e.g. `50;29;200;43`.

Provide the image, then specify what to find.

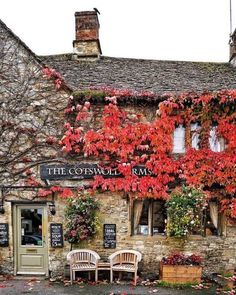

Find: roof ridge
39;53;230;65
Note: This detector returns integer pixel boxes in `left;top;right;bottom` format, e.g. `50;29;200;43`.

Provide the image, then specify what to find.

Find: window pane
173;125;185;153
209;126;225;152
205;203;218;236
133;200;149;235
191;123;200;150
21;208;43;246
152;200;166;235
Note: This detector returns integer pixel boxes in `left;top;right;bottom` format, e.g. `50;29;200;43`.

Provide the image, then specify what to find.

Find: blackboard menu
103;224;116;249
50;223;63;248
0;223;9;247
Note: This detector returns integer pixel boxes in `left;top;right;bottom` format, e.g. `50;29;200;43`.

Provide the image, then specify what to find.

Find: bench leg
134;272;137;286
110;269;113;283
88;271;91;281
70;269;73;285
95;269;98;282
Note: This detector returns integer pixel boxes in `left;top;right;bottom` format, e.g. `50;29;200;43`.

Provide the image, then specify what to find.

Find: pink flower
70;230;77;237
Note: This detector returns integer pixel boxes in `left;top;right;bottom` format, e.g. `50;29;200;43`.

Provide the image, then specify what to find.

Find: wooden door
15;205;48;275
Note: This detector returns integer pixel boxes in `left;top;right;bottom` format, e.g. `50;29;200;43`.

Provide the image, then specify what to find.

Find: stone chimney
229;29;236;66
73;11;102;59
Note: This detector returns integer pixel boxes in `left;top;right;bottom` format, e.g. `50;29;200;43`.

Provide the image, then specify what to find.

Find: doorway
14;204;48;276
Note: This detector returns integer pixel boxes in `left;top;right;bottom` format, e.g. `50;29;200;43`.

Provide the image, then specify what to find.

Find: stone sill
130;234;167;241
129;234;224;241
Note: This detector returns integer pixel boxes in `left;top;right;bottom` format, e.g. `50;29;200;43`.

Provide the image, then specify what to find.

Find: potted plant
159;253;202;284
166;186;206;237
64;193;99;246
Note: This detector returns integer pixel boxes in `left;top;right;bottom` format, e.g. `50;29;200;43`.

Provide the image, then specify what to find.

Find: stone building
0;10;236;278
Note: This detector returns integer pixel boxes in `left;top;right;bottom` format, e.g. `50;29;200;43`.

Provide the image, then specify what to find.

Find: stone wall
50;192;236;277
0;19;70;186
1;190;236;277
0;201;13;274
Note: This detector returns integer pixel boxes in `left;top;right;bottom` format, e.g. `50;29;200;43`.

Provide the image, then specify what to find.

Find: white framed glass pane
152;200;166;235
209;127;225;152
134;199;149;235
173;125;185;153
21;208;43;246
191;123;200;150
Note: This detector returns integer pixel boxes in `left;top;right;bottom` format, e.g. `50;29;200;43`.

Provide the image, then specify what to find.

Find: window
132;199;166;235
202;202;226;236
173;125;185;153
192;202;226;236
191;123;200;150
209;126;225;152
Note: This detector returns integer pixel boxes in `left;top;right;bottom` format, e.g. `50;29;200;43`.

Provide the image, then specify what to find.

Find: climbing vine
43;68;236;217
64;193;99;244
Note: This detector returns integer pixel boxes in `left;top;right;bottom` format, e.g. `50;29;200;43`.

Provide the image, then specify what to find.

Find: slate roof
2;16;236;96
39;54;236;95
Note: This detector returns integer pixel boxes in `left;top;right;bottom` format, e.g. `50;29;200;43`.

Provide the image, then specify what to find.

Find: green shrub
166;186;206;237
64;193;99;244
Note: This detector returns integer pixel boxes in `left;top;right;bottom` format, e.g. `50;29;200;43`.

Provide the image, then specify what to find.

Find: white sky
1;0;236;62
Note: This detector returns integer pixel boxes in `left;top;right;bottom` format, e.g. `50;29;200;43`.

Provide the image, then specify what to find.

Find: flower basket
159;253;202;284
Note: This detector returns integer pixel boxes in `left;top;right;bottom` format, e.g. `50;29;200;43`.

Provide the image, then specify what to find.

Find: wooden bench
108;250;142;285
67;249;100;284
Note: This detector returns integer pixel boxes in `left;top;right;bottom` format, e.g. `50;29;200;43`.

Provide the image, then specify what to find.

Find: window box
159;263;202;284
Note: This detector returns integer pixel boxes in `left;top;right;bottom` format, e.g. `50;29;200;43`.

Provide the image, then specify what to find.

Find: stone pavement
0;277;218;295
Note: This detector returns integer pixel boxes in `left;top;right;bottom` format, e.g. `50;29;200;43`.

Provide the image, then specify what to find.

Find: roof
39;54;236;95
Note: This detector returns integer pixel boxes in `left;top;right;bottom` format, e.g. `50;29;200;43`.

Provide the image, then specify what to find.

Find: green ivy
166;186;206;237
64;193;99;244
73;90;106;102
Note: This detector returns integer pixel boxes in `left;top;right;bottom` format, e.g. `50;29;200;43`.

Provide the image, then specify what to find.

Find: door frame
13;202;49;276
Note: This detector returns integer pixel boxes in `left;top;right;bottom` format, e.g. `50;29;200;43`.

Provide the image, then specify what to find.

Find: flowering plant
161;253;202;266
166;186;206;237
64;193;99;244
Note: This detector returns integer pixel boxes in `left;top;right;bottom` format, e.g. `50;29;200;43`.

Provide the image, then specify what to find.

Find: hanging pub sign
103;224;116;249
0;223;9;247
40;163;153;181
50;223;64;248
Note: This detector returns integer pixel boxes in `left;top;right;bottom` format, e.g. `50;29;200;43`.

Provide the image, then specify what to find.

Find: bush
64;193;99;244
166;186;206;237
162;253;202;266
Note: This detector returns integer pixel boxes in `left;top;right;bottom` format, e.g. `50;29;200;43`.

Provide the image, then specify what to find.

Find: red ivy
41;79;236;216
59;90;236;201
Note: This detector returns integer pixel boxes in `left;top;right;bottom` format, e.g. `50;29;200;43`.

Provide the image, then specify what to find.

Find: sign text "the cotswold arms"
40;164;153;180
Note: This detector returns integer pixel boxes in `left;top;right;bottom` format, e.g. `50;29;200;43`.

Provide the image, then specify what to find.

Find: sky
1;0;236;62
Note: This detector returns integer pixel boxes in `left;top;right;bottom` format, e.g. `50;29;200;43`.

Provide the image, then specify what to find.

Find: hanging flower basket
159;253;202;284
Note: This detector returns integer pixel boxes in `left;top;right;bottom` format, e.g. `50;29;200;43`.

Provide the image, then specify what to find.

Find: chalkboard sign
0;223;9;247
50;223;63;248
103;224;116;249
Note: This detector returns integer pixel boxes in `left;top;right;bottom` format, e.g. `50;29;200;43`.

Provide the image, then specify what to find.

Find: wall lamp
0;199;5;214
49;192;56;215
0;189;5;214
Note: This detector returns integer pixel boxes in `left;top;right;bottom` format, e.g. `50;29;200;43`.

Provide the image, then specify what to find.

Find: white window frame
209;126;225;152
132;199;166;236
173;125;185;153
191;123;200;150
